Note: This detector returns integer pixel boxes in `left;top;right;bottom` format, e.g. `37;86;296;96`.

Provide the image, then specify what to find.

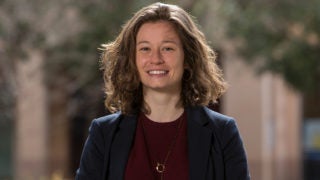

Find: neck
143;90;184;123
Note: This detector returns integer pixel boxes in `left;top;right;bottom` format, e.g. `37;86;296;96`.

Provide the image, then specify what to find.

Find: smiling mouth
147;70;168;75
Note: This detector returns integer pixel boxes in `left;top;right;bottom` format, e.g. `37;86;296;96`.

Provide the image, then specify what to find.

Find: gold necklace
141;113;184;180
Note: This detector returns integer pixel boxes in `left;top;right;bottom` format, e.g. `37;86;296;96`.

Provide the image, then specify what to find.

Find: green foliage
43;0;160;120
0;0;158;123
45;0;158;89
225;0;320;92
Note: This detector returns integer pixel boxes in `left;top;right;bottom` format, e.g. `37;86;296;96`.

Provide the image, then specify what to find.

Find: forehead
136;21;180;41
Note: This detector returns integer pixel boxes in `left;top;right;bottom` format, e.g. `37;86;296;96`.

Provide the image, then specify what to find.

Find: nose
150;49;164;64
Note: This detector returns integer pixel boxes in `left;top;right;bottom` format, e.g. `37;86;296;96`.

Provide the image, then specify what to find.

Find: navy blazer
76;106;250;180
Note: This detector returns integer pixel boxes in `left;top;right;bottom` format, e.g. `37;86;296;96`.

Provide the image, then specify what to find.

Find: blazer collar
186;106;213;180
108;114;137;180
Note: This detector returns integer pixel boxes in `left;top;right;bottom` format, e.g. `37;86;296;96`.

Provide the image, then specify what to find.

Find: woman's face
135;21;185;94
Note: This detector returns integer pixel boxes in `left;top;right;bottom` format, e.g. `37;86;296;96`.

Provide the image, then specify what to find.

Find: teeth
148;70;167;75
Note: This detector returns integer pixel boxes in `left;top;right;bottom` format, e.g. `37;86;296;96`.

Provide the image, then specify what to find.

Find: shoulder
197;106;237;131
192;106;240;142
89;112;138;135
93;112;122;126
201;106;244;147
88;112;124;135
202;106;234;124
75;112;125;179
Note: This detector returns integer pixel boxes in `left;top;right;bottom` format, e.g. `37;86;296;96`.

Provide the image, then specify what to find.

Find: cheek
135;56;145;73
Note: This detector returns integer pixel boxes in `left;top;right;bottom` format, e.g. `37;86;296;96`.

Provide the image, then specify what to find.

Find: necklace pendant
156;162;165;173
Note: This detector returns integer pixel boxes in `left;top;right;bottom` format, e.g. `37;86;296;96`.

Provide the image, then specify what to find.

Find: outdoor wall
15;49;49;179
223;55;302;180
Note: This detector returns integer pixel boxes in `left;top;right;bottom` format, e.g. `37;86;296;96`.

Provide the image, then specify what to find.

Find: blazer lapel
107;107;214;180
108;114;137;180
187;107;213;180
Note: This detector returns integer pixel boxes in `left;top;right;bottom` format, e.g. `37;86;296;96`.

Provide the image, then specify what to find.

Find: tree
223;0;320;93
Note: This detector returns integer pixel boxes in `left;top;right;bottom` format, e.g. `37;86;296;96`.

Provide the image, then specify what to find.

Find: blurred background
0;0;319;179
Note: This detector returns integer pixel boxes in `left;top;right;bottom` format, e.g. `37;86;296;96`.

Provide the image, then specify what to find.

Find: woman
76;2;250;180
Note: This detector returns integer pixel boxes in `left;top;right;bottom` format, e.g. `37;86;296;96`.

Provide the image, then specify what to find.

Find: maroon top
124;112;189;180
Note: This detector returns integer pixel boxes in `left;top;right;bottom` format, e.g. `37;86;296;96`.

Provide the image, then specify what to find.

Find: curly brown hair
101;2;227;115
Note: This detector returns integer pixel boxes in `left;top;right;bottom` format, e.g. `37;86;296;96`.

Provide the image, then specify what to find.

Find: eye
139;47;150;51
162;47;174;51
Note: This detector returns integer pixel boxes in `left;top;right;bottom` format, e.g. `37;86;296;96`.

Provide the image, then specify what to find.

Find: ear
183;66;192;81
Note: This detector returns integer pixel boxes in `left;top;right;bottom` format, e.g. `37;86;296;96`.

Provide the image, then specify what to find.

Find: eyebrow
136;40;179;45
136;41;149;45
